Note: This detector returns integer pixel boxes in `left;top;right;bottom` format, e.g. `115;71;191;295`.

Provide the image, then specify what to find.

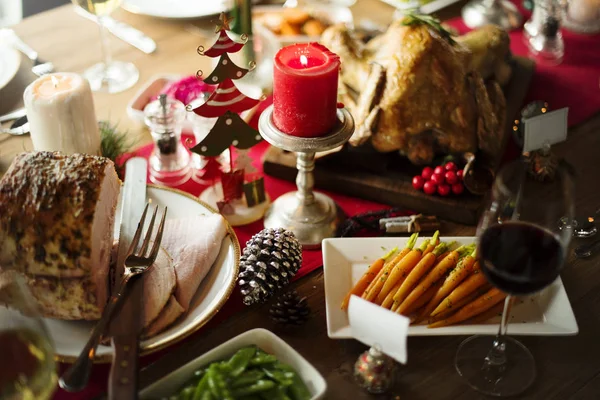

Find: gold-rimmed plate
46;185;240;363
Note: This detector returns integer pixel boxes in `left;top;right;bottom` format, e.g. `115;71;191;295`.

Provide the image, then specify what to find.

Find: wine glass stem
97;16;113;72
482;295;513;382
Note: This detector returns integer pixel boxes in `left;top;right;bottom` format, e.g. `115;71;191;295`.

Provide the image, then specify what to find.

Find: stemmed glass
71;0;139;93
0;270;57;399
455;158;574;396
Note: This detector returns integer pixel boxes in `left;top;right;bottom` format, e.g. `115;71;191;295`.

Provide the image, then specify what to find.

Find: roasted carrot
363;234;418;302
422;231;439;256
430;262;487;317
427;284;492;324
396;244;474;315
381;280;403;309
417;248;477;320
375;239;429;304
403;280;443;318
428;288;507;328
341;247;398;310
464;297;514;325
391;242;450;307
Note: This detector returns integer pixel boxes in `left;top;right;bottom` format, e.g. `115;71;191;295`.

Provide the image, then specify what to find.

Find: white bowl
139;328;327;399
253;4;354;46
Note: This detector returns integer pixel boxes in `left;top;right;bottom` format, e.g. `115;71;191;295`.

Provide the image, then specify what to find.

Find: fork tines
127;203;167;264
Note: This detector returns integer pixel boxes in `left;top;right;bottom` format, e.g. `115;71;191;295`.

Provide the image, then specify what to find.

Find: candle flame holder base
258;105;355;249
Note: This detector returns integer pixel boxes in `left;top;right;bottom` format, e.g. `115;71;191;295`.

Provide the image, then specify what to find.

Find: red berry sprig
412;161;465;196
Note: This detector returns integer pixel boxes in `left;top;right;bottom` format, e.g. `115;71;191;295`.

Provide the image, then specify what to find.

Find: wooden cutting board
262;56;535;225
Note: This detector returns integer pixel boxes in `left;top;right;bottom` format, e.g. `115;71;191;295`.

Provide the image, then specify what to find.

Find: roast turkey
321;19;510;165
0;152;120;320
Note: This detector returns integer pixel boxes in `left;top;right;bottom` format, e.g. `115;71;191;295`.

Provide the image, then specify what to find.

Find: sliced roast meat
141;247;177;328
144;295;185;338
161;214;228;311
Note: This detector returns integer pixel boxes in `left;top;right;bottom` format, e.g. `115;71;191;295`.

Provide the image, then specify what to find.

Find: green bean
249;354;278;366
207;365;234;400
232;370;267;388
231;379;276;397
275;365;311;400
262;367;293;387
179;386;195;400
192;373;209;400
227;347;257;377
259;386;292;400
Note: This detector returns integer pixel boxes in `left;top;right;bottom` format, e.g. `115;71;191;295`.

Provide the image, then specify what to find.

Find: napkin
348;295;409;364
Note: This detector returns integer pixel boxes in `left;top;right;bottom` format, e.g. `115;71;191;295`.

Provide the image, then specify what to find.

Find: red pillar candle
273;42;340;137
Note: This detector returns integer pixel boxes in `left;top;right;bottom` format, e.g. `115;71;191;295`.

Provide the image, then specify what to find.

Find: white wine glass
0;270;57;400
71;0;139;93
455;158;575;396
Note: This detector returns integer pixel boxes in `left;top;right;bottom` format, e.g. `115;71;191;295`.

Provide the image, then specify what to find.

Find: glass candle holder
524;0;565;65
144;95;192;185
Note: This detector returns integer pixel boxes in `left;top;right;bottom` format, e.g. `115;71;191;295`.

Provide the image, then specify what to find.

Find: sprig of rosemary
99;120;135;162
401;12;456;45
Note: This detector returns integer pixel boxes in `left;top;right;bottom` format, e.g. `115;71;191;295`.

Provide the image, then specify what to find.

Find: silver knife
74;7;156;54
108;157;148;400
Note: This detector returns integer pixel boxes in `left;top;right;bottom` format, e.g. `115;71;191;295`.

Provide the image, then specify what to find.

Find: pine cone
238;228;302;306
269;291;310;325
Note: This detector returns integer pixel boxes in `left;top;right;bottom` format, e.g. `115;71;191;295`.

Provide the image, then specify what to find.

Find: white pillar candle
23;73;101;155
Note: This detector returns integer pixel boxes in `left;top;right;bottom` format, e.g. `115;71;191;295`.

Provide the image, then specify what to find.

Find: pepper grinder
524;0;565;64
144;94;192;185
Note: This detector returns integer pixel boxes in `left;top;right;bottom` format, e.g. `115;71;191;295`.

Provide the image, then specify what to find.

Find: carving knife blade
107;157;147;400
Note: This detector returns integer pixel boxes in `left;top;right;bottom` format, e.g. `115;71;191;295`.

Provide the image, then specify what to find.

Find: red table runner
55;5;600;398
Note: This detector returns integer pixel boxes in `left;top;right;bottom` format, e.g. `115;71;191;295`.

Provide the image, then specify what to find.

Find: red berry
434;166;445;175
421;167;434;180
423;181;437;195
444;161;457;171
412;175;425;190
431;173;445;185
437;183;451;196
456;170;463;180
445;170;458;185
452;183;464;195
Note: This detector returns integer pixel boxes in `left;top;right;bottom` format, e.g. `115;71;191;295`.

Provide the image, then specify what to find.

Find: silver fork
58;203;167;393
1;29;55;76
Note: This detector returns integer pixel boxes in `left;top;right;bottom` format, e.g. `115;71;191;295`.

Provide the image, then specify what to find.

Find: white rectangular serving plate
139;328;327;400
324;237;578;338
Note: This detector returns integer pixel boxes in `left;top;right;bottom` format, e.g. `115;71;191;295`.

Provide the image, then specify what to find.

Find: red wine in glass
479;221;564;295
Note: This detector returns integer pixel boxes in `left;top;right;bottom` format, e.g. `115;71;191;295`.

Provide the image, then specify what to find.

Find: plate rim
54;184;241;363
323;236;579;338
121;0;228;20
0;45;21;91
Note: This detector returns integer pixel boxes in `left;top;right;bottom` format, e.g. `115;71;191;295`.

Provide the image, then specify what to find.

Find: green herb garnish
401;12;456;45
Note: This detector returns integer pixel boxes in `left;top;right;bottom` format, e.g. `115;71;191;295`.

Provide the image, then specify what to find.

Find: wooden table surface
2;1;600;399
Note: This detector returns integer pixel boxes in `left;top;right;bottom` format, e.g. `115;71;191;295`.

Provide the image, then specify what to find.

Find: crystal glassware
144;94;193;186
524;0;565;64
0;270;57;400
71;0;139;93
455;159;575;397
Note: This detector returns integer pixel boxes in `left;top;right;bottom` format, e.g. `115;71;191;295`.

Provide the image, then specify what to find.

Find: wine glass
455;158;574;397
0;270;57;400
71;0;139;93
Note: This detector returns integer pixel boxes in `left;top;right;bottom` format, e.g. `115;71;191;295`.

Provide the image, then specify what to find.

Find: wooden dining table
2;1;600;399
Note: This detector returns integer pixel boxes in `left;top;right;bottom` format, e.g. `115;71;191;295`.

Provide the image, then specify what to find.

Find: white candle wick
51;75;59;88
300;55;308;67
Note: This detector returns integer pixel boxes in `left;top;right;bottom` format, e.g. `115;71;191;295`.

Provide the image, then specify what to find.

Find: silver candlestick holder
258;105;355;249
462;0;523;30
